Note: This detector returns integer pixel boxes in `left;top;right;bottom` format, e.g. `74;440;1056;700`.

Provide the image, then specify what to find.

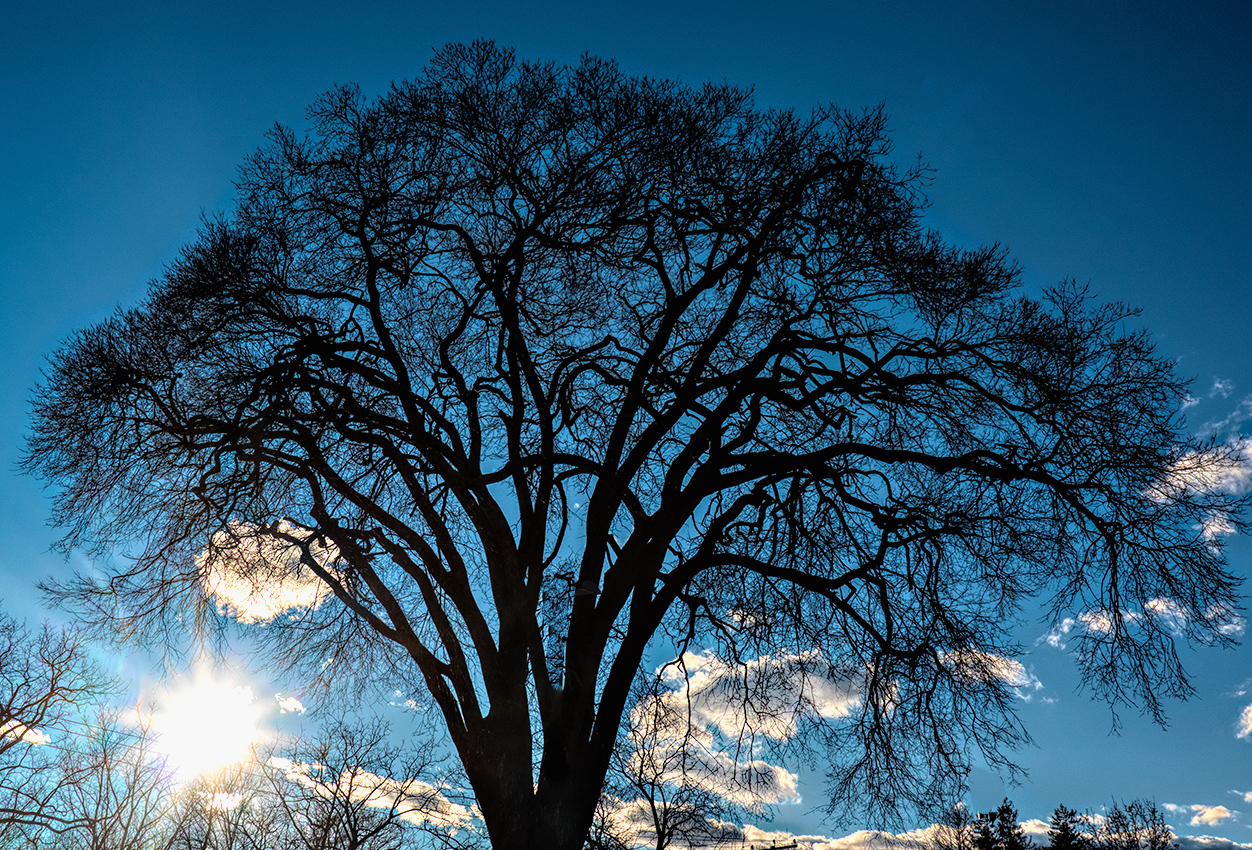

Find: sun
151;678;262;779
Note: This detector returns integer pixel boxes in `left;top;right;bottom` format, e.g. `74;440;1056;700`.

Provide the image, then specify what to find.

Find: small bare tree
262;719;481;850
1094;800;1177;850
0;610;114;844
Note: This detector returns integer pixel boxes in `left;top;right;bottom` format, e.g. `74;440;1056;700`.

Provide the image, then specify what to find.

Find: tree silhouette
25;42;1244;850
258;719;476;850
933;802;978;850
0;610;114;842
989;799;1027;850
1095;800;1178;850
1047;805;1091;850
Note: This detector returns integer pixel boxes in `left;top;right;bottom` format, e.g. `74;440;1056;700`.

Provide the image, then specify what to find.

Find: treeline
937;798;1178;850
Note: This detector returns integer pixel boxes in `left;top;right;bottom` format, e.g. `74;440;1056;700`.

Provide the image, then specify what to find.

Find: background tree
931;802;977;850
974;812;996;850
1094;800;1177;850
1047;805;1090;850
991;799;1027;850
34;712;180;850
25;42;1244;850
260;719;479;850
0;609;114;843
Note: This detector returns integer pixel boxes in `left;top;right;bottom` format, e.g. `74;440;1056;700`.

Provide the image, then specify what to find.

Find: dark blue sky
3;1;1251;841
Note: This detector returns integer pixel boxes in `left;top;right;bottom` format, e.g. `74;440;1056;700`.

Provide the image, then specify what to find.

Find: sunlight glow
152;679;261;779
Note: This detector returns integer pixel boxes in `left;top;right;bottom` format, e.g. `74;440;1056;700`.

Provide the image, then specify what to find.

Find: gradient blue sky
3;0;1251;842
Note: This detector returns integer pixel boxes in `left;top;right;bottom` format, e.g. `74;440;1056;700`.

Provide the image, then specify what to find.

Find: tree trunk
460;710;609;850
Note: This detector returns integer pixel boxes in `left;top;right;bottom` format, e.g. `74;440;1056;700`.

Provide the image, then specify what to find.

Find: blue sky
3;0;1251;842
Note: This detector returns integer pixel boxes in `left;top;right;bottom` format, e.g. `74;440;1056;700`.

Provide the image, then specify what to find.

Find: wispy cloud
652;650;863;743
1181;378;1235;414
1149;439;1252;502
941;650;1043;697
1043;599;1242;649
1146;597;1190;635
1206;604;1246;638
1200;395;1252;437
1038;618;1077;649
1238;704;1252;740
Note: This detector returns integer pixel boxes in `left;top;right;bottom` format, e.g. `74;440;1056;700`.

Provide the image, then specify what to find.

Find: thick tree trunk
459;702;610;850
480;773;606;850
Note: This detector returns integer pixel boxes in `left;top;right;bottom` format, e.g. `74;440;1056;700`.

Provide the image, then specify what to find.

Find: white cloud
1206;604;1245;638
269;757;477;830
1200;512;1238;544
1177;838;1252;850
653;650;863;743
0;719;51;745
1188;805;1232;827
1080;609;1116;634
627;650;865;811
592;814;1252;850
942;650;1043;695
1151;439;1252;502
198;521;339;624
738;823;934;850
628;727;801;809
1068;599;1242;641
207;791;244;811
595;795;743;848
1168;804;1235;827
1079;608;1142;635
1021;818;1051;837
1146;597;1190;635
275;694;306;714
1244;791;1252;804
1038;618;1076;649
1237;704;1252;739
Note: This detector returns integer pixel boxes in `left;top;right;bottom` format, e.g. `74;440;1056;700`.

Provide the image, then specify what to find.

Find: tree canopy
25;42;1243;850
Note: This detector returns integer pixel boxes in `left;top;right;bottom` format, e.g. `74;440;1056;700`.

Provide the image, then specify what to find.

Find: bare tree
160;760;286;850
0;610;114;843
25;712;181;850
260;719;480;850
1094;800;1177;850
932;803;977;850
25;41;1244;850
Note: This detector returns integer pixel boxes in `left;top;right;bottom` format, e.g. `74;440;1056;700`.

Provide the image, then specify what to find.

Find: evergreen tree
1048;805;1090;850
994;799;1028;850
